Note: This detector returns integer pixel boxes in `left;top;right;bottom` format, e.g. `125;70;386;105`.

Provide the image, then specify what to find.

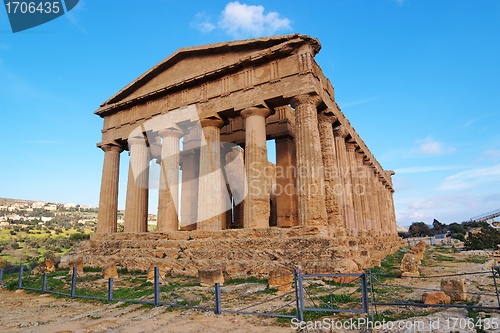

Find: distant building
44;204;58;211
64;203;77;209
32;201;46;209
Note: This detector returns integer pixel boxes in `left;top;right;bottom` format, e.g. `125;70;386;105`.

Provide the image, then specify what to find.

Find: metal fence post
492;266;500;309
361;272;369;315
154;267;160;307
214;283;222;315
18;264;24;289
70;266;77;297
107;278;114;302
296;268;304;322
368;269;375;323
42;272;48;293
0;268;3;285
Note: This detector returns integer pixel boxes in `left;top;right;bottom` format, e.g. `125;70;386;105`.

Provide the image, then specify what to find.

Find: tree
409;222;431;237
464;225;500;250
432;219;443;234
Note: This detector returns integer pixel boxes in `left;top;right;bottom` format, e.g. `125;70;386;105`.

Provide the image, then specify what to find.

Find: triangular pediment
96;34;320;114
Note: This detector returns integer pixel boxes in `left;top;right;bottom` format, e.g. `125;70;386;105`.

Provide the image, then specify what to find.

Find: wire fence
1;264;499;322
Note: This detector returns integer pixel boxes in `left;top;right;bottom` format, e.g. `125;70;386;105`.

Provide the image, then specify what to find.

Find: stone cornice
96;34;320;117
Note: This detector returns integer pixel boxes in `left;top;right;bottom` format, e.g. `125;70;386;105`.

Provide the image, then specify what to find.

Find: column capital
317;109;337;124
345;142;357;152
200;117;225;129
240;106;270;119
128;136;147;146
100;144;124;153
158;126;184;139
290;93;322;108
333;125;348;138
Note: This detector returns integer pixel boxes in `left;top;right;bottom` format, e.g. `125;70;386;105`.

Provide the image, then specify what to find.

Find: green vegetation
464;224;500;251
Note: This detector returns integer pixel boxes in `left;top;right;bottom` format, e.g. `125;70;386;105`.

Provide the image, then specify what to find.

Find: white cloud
217;2;292;38
394;165;461;174
439;164;500;191
483;148;500;159
415;136;455;155
394;0;407;6
191;2;292;38
191;13;216;33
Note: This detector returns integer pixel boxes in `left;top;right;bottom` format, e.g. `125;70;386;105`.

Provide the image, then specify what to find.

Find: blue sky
1;0;499;226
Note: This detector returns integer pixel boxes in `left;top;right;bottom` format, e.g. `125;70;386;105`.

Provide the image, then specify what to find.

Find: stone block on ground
400;253;420;277
268;268;294;291
102;263;118;279
198;268;224;285
68;257;84;276
422;291;451;304
441;277;467;301
146;265;168;283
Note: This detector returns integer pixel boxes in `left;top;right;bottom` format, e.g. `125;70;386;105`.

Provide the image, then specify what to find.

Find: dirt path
0;289;292;333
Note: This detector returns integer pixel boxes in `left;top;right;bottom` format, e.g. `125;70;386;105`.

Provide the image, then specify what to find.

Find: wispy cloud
192;2;292;38
415;136;455;155
25;140;61;144
64;0;87;33
394;165;461;174
393;0;407;6
341;97;381;108
190;13;215;33
483;148;500;159
439;164;500;191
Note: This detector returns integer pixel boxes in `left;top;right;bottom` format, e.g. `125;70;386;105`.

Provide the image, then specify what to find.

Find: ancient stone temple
69;34;404;277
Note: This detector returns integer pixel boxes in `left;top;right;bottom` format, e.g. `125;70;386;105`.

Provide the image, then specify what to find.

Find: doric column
290;94;327;227
241;107;271;229
377;176;389;234
96;144;123;234
197;117;225;230
346;142;363;233
124;136;150;233
275;136;297;227
333;125;355;229
180;125;201;230
356;151;371;232
157;127;183;232
385;170;397;235
317;110;343;230
369;166;382;232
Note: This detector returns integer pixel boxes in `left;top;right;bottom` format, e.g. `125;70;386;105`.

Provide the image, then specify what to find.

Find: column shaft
346;143;362;233
180;150;200;230
197;118;225;230
275;137;297;227
124;137;150;233
241;107;271;229
96;144;123;234
157;128;183;232
318;112;343;230
290;94;327;227
356;152;371;232
333;126;355;229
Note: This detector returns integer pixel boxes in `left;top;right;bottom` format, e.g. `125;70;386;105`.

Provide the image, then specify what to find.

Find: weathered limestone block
268;268;294;291
408;241;427;261
332;259;361;283
198;268;224;285
146;265;168;283
102;263;118;279
400;253;420;277
422;291;451;305
68;257;84;276
441;277;467;301
31;258;56;275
